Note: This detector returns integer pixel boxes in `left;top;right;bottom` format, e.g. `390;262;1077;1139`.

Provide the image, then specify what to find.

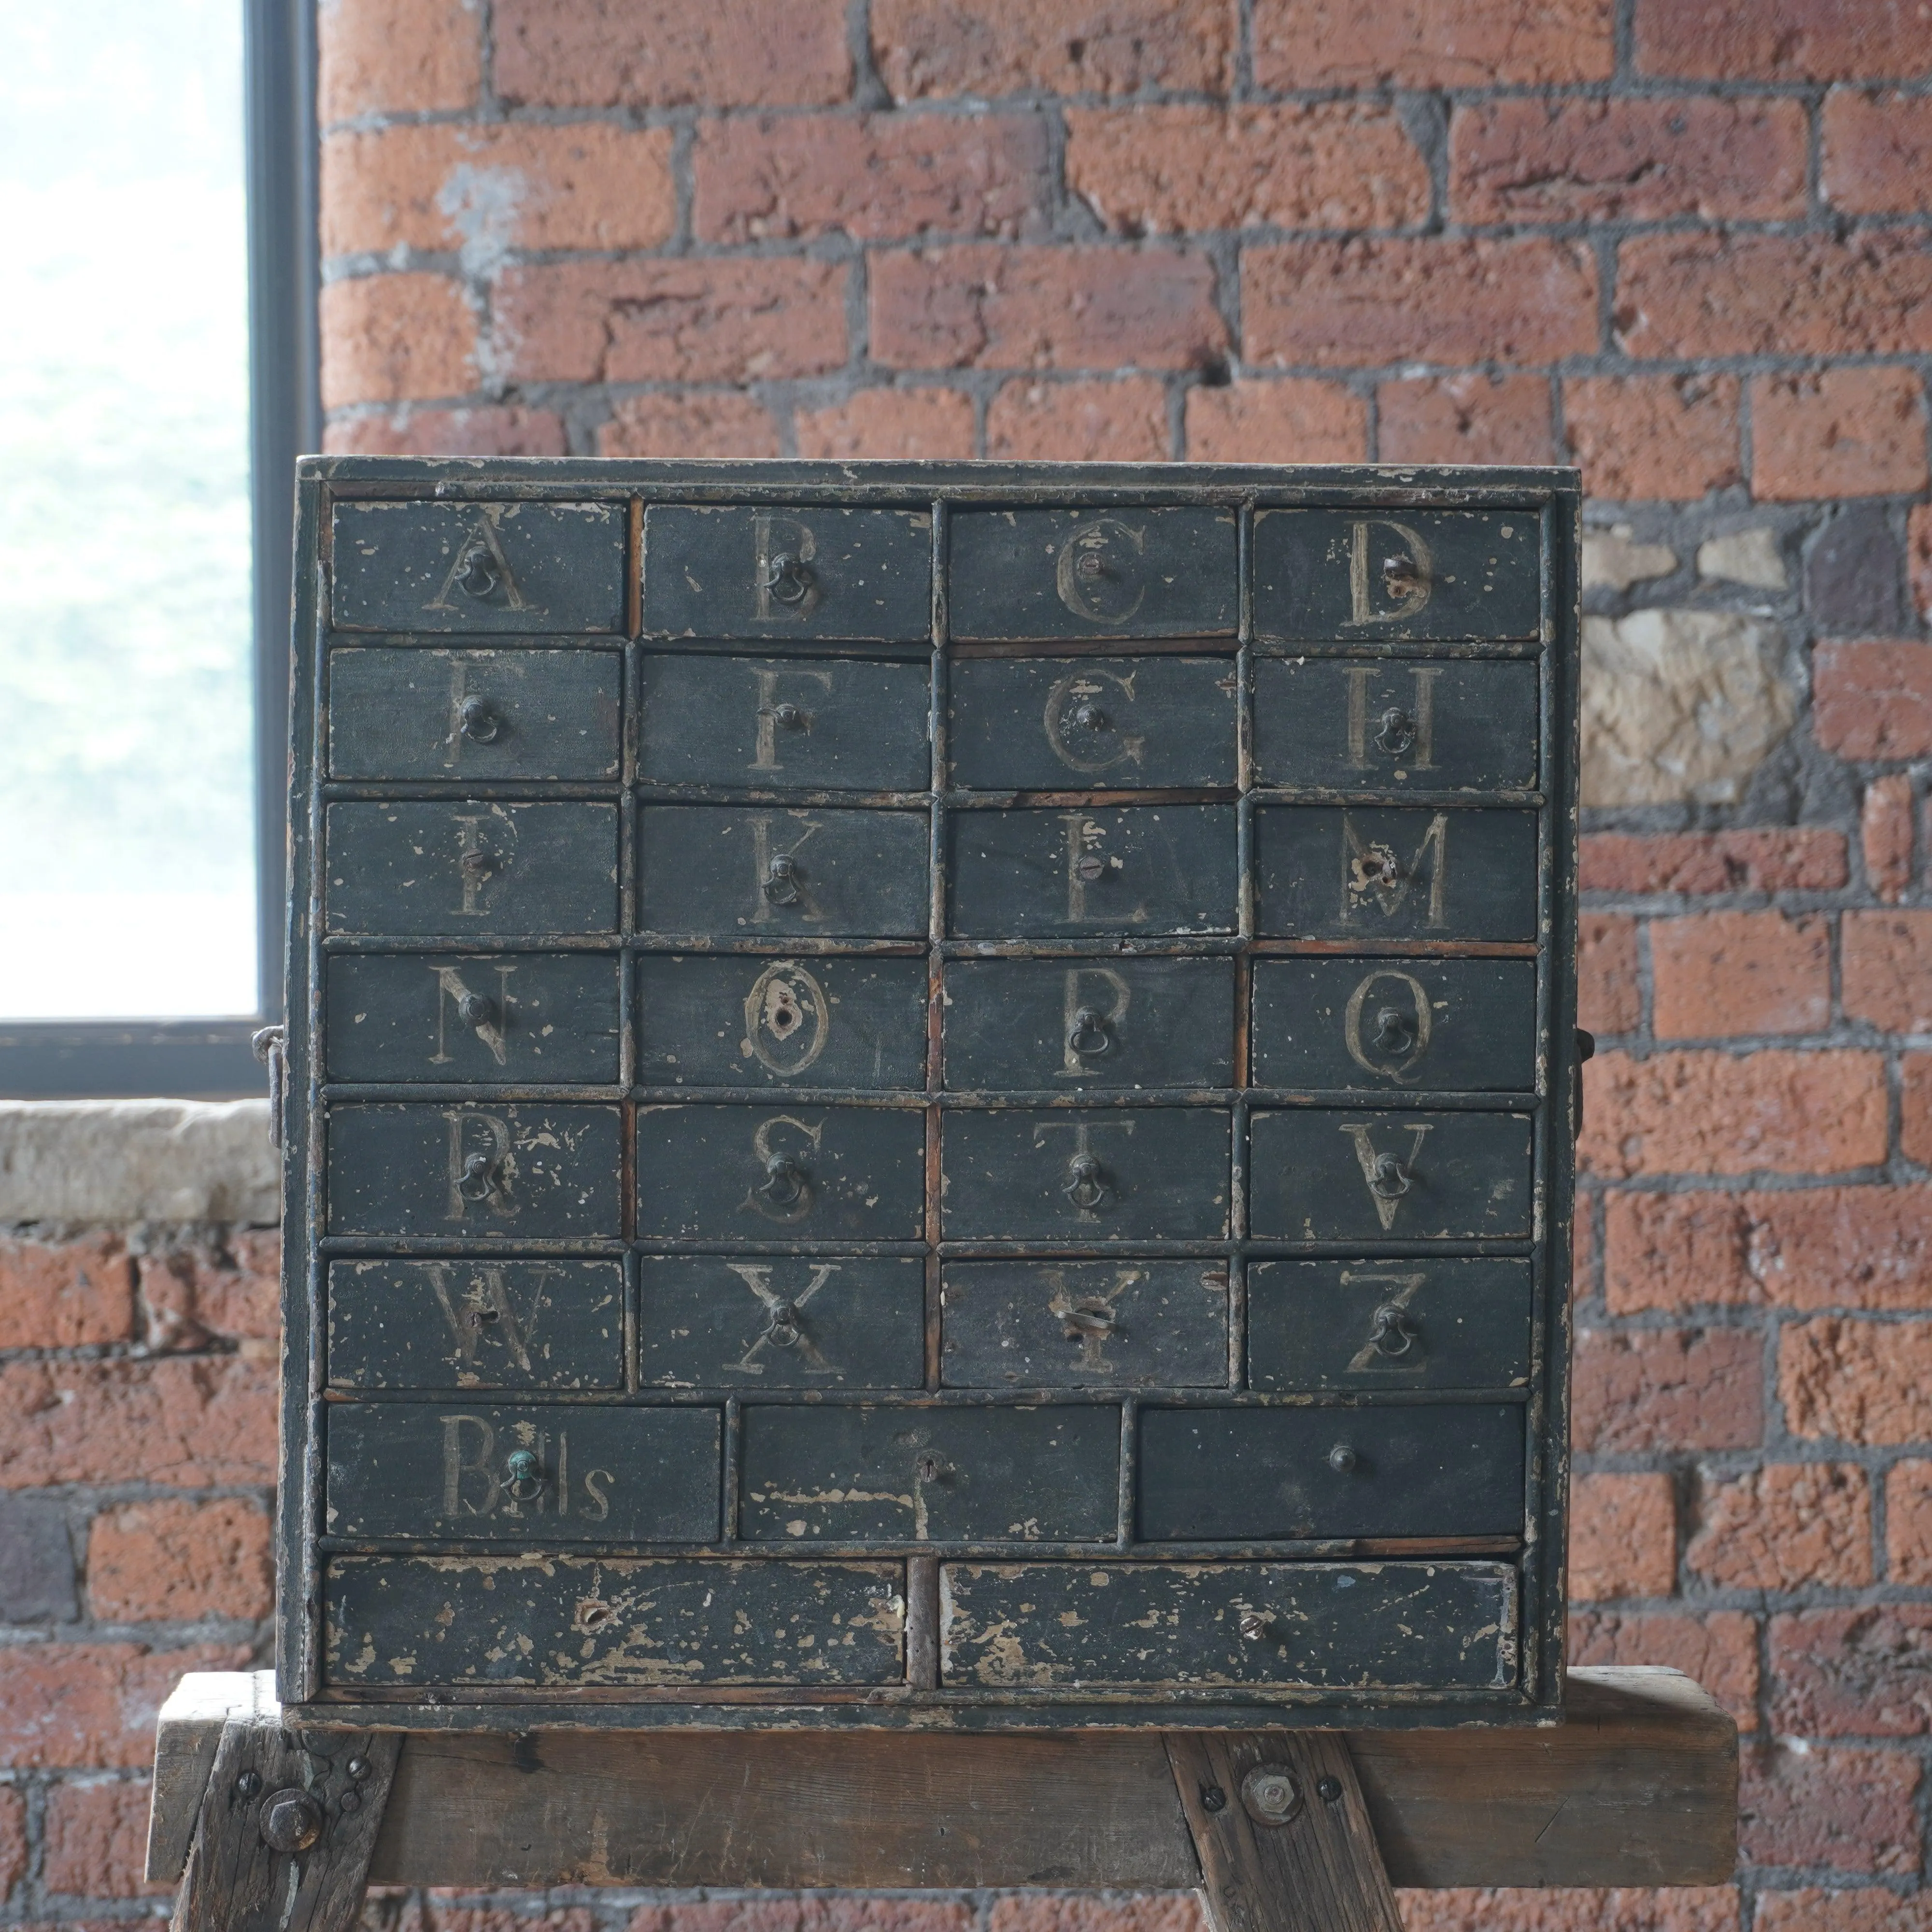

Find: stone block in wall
0;1101;276;1224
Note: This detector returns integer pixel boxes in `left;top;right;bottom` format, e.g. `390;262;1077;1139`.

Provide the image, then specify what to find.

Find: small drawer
941;1107;1230;1242
944;957;1233;1093
942;1259;1229;1389
330;500;626;634
327;648;622;780
640;1255;924;1389
636;955;928;1090
643;505;932;642
1248;1109;1534;1243
635;1103;926;1242
939;1561;1518;1690
1247;1258;1533;1392
325;802;619;937
1253;509;1541;642
948;655;1236;790
738;1403;1119;1543
1250;958;1537;1093
323;1556;907;1688
325;952;622;1084
327;1258;625;1391
949;806;1236;938
325;1401;721;1542
1136;1403;1525;1541
1252;806;1537;942
950;508;1237;640
638;653;931;790
1253;659;1539;792
325;1102;623;1238
638;805;929;938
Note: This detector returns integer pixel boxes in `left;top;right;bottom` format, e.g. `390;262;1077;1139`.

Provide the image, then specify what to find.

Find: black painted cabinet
283;457;1580;1733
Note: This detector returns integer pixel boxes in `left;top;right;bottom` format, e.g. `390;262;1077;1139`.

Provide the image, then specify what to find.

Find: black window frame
0;0;319;1098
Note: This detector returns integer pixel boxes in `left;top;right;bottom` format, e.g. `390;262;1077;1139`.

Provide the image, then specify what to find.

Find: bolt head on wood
1240;1764;1303;1826
260;1787;324;1853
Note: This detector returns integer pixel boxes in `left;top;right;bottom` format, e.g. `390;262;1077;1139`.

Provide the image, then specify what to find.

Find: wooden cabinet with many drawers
279;458;1581;1731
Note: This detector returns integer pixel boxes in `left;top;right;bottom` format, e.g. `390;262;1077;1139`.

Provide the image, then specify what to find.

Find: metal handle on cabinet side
251;1024;286;1149
1574;1027;1596;1140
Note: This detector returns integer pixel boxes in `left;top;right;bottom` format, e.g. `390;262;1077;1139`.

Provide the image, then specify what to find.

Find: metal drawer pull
458;696;501;742
1374;706;1417;755
763;1302;802;1349
1327;1442;1359;1474
1066;1007;1113;1056
1070;700;1110;731
456;991;496;1029
1074;853;1107;882
762;551;815;605
1060;1296;1117;1341
1372;1006;1414;1052
455;543;502;601
504;1448;543;1501
459;845;501;887
1368;1152;1412;1199
763;853;803;904
758;1154;809;1208
762;701;806;730
1382;553;1425;603
1369;1305;1417;1357
1237;1608;1273;1642
1064;1152;1112;1209
456;1152;499;1201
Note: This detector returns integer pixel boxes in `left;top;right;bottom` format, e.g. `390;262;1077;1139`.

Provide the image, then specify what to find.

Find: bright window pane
0;0;256;1019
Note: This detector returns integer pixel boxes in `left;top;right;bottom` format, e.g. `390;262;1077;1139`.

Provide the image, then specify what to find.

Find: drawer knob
504;1448;543;1500
457;991;496;1029
1372;1006;1414;1053
1063;1152;1113;1210
763;853;803;905
1241;1765;1304;1827
1367;1152;1412;1200
764;1301;802;1348
456;1151;500;1201
1237;1608;1273;1643
762;551;815;606
1381;553;1426;605
1060;1296;1117;1341
1373;706;1417;755
764;701;806;730
455;542;503;602
1074;853;1107;883
458;696;502;743
1369;1305;1417;1358
758;1154;810;1208
1327;1442;1359;1474
1070;701;1110;732
458;844;501;887
1066;1007;1114;1057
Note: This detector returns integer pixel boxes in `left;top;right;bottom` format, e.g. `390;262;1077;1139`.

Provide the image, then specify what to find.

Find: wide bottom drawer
940;1561;1518;1690
322;1556;905;1687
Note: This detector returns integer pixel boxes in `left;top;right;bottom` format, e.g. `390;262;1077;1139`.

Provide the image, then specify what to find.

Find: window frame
0;0;319;1098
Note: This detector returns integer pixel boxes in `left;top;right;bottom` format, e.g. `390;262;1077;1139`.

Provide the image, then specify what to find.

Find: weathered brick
1579;830;1847;895
1810;504;1912;640
1573;1326;1762;1453
317;0;480;123
324;406;568;457
1401;1892;1740;1932
986;378;1171;462
695;113;1048;244
135;1232;280;1353
495;259;848;384
1452;98;1806;224
0;1643;251;1770
87;1499;273;1624
795;388;976;460
1781;1319;1932;1444
1739;1743;1921;1875
1649;910;1830;1039
323;123;676;258
1911;505;1932;625
631;1904;979;1932
1844;911;1932;1032
1752;368;1929;502
1636;0;1932;81
870;245;1225;372
1865;775;1916;902
0;1358;275;1488
1578;911;1639;1035
1824;90;1932;214
320;273;475;409
873;0;1236;100
1561;375;1741;502
1686;1463;1873;1589
1245;238;1597;370
1747;1187;1932;1311
987;1899;1203;1932
1569;1611;1759;1730
496;0;850;107
0;1785;23;1896
1616;232;1932;360
1760;1892;1932;1932
1183;380;1365;464
1815;643;1932;760
1378;373;1553;467
1885;1460;1932;1583
1605;1192;1753;1314
598;393;781;459
0;1492;78;1622
44;1778;165;1896
1569;1472;1676;1601
1579;1050;1888;1179
1572;1194;1597;1303
1252;0;1613;88
1066;104;1427;235
1772;1606;1932;1737
0;1233;134;1349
